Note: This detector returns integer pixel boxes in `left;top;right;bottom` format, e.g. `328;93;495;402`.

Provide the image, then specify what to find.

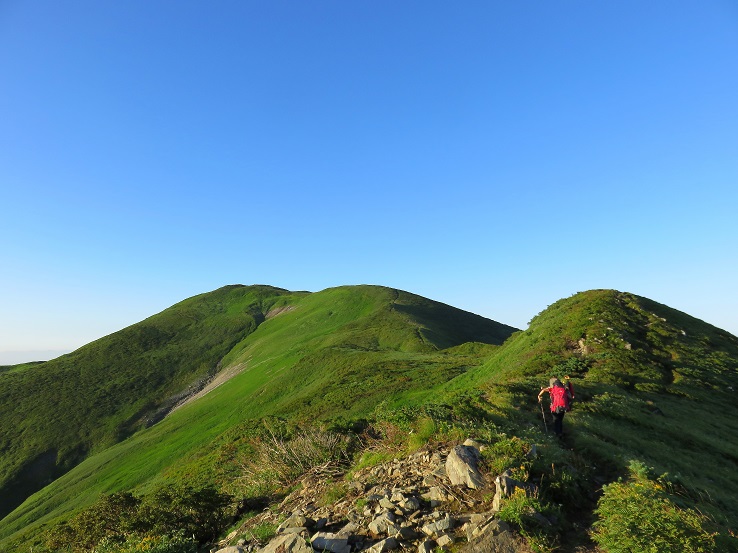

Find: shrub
95;533;198;553
496;488;559;553
591;460;716;553
44;485;232;552
239;424;354;495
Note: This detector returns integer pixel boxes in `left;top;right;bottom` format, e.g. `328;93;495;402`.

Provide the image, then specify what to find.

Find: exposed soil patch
266;305;297;319
169;362;248;414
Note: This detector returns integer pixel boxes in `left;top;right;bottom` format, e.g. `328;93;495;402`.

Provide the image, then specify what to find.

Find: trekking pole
538;388;548;432
539;402;548;432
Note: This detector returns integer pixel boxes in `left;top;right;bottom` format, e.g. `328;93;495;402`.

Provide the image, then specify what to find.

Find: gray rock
215;547;244;553
421;486;446;507
436;534;454;548
417;540;435;553
461;527;518;553
421;514;453;537
466;517;510;541
369;512;399;536
259;534;313;553
446;445;485;489
396;525;418;540
399;496;420;512
310;532;351;553
365;537;398;553
463;439;483;450
278;514;313;534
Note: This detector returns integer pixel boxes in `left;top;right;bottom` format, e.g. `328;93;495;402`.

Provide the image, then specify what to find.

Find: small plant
407;417;437;451
320;481;348;506
247;522;278;544
496;488;559;553
481;436;531;477
591;460;716;553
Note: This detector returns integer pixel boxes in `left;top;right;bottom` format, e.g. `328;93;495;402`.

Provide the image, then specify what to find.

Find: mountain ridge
1;285;737;552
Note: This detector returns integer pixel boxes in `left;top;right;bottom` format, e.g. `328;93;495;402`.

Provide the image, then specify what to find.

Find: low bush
239;424;354;496
44;485;232;552
591;460;716;553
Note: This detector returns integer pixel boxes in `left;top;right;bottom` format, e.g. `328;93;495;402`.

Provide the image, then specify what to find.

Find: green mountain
0;285;515;527
1;286;737;552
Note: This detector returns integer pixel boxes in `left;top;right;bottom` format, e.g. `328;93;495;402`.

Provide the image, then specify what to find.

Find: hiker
538;375;574;438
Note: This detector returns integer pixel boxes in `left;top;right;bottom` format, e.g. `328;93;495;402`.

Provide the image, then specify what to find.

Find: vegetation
592;460;716;552
1;285;737;552
43;484;231;552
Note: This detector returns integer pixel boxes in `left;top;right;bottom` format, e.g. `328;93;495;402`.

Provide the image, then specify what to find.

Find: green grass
2;287;738;552
0;284;515;549
0;285;303;519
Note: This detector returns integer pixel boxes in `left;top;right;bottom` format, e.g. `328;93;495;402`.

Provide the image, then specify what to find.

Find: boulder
445;445;484;489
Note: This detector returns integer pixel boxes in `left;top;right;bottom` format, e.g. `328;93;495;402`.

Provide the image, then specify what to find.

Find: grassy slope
0;285;516;547
449;289;738;532
0;285;303;519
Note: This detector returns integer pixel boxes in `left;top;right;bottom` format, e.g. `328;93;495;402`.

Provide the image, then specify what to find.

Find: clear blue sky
2;1;737;364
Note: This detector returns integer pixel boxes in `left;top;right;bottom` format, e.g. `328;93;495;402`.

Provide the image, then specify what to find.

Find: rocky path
214;440;534;553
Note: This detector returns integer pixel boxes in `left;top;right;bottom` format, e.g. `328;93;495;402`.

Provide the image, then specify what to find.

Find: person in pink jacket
538;375;574;438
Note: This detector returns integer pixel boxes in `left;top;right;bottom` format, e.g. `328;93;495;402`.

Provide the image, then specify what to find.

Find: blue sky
1;1;737;364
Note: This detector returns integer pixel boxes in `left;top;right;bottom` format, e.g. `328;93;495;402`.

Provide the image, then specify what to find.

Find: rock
336;522;359;537
397;525;418;540
399;496;420;512
390;491;406;502
436;533;454;547
310;532;351;553
215;547;244;553
279;527;308;535
417;540;435;553
445;445;484;489
369;512;399;536
422;474;439;486
461;525;518;553
421;486;446;507
492;472;519;512
466;517;510;541
259;533;313;553
463;439;483;450
421;514;453;537
278;514;313;534
365;537;399;553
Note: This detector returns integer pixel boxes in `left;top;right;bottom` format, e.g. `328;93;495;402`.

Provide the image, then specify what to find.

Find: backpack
550;385;571;414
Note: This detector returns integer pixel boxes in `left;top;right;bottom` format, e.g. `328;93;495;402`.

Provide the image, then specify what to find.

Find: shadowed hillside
0;285;303;518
